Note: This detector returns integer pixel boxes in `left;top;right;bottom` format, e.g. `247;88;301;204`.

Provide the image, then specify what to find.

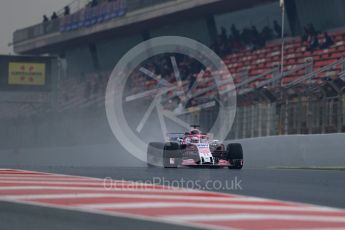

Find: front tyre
226;143;243;169
163;142;181;168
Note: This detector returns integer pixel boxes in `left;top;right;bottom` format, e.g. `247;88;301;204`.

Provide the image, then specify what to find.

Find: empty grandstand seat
337;45;345;52
315;59;337;68
287;58;297;65
331;52;343;59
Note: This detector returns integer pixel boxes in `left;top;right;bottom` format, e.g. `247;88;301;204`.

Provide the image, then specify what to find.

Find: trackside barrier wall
226;133;345;168
0;132;344;167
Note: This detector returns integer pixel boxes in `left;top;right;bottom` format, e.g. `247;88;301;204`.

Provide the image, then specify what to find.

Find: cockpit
190;129;201;135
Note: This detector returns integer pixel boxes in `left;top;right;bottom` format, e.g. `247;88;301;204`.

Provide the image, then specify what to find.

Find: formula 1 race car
147;126;243;169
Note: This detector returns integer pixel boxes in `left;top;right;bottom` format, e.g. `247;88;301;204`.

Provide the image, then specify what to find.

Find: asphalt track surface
20;166;345;208
1;166;344;230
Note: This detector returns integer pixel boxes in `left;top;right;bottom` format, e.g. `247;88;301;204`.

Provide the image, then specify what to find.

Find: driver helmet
190;129;200;135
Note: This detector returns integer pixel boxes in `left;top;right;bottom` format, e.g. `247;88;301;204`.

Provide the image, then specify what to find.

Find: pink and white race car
147;126;243;169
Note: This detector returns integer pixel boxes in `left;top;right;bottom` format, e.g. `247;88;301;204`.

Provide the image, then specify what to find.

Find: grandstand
226;33;345;84
4;0;345;149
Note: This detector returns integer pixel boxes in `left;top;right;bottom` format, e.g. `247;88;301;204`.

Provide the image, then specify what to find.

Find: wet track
26;166;345;208
1;166;344;230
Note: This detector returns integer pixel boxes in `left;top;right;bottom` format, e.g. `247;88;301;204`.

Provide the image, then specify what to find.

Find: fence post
305;57;314;79
257;103;262;137
343;95;345;132
272;102;277;135
251;104;255;137
272;65;281;87
267;103;271;136
297;96;302;134
342;54;345;73
307;97;312;134
239;107;244;139
283;97;289;135
243;106;247;138
337;95;342;133
321;98;327;133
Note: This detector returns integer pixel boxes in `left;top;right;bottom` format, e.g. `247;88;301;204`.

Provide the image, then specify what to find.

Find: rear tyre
226;143;243;169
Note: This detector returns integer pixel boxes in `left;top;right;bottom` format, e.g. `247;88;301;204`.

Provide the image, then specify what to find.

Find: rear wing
166;132;214;141
166;133;185;142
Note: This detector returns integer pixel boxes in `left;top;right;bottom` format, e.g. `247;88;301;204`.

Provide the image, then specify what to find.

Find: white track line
0;176;102;181
1;193;266;202
0;180;106;186
0;178;140;186
0;176;186;188
0;186;202;193
0;180;168;187
161;213;345;223
78;202;339;212
0;175;115;182
0;177;204;190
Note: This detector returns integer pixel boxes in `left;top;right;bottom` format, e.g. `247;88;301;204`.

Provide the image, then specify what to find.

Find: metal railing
231;55;345;138
285;58;345;88
13;0;176;44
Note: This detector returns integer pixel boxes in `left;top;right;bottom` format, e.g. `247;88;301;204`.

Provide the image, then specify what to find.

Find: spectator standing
302;25;310;42
307;23;317;36
210;39;220;56
91;0;98;7
51;12;58;20
64;6;70;16
261;26;273;42
320;32;334;49
273;20;282;38
231;24;240;40
241;27;251;44
251;26;263;49
220;27;228;42
42;15;49;33
306;35;319;52
43;15;49;23
303;23;319;42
